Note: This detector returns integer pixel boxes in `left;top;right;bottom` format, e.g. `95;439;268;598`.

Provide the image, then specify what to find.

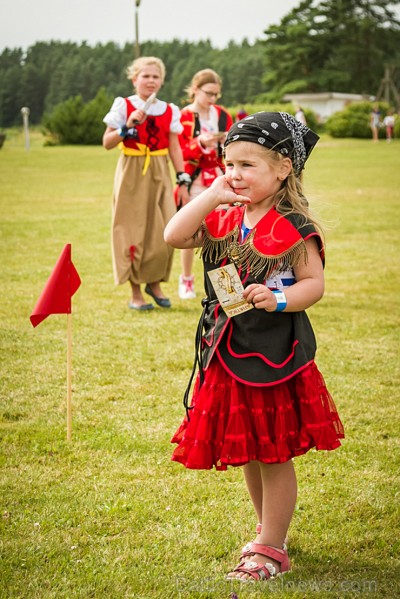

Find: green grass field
1;128;399;598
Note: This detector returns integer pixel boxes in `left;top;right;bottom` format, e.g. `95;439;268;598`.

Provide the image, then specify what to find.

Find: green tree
0;49;23;126
19;63;47;123
325;100;390;137
262;0;400;98
81;88;114;145
42;95;85;144
43;88;114;145
0;39;270;127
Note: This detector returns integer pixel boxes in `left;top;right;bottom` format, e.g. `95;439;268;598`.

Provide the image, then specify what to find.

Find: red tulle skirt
171;358;344;470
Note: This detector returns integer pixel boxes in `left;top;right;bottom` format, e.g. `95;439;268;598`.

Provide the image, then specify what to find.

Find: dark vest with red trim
199;205;324;386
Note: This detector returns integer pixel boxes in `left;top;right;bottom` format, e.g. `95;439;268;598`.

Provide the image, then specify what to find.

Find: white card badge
207;263;254;318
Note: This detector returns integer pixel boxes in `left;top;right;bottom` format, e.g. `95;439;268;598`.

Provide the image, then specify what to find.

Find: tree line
0;0;399;129
0;39;266;128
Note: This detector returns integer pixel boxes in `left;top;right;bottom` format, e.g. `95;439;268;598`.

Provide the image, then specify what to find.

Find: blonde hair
126;56;166;83
271;150;324;240
185;68;222;102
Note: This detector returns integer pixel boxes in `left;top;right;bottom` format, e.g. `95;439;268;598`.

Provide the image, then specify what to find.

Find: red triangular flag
30;244;81;327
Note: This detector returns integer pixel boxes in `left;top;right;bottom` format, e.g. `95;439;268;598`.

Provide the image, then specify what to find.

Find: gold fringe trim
202;228;308;279
202;226;240;264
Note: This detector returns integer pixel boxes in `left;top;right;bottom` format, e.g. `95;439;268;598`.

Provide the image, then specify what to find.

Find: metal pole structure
21;106;30;151
134;0;141;58
376;64;400;111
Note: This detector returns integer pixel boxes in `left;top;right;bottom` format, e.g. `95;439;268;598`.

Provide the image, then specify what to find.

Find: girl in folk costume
165;112;344;582
176;69;233;299
103;57;189;311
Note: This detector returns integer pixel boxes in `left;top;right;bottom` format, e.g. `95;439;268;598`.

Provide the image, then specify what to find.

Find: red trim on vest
224;321;300;368
215;348;316;387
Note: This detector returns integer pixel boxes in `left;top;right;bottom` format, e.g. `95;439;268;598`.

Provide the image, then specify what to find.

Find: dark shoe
128;301;154;311
144;284;171;308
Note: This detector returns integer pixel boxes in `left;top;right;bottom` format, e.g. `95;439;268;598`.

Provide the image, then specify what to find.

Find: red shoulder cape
202;206;321;279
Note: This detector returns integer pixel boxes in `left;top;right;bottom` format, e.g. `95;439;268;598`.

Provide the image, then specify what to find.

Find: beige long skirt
111;153;175;285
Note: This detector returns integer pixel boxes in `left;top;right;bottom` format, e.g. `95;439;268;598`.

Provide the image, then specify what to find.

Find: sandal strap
250;543;290;572
233;559;276;581
240;524;262;558
240;542;254;559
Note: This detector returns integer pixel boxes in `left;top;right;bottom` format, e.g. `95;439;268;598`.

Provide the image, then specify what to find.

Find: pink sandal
240;524;288;562
229;544;290;582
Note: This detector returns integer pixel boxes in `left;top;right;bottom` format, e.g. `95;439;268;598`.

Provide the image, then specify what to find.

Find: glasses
199;88;221;99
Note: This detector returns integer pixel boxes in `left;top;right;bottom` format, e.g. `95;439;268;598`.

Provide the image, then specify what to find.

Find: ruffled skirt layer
171;358;344;470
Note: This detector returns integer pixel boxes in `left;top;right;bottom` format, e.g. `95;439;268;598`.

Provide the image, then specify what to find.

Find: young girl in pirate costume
164;112;344;582
103;57;188;310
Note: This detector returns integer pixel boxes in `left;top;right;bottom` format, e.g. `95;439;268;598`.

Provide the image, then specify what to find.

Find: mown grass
0;128;399;598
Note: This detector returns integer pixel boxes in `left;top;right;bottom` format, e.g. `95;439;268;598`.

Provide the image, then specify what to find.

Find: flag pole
30;243;81;441
66;312;72;441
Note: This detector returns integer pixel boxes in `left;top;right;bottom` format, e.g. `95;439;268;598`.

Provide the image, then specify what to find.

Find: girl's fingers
243;284;257;300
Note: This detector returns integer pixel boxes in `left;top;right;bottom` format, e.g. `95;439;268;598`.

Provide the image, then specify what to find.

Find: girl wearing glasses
176;69;233;300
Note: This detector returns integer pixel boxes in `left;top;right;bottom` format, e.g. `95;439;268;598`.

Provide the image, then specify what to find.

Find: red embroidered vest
122;98;172;151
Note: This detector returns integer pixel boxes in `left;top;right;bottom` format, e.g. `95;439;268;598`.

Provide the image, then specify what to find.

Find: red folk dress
103;95;181;286
171;205;344;470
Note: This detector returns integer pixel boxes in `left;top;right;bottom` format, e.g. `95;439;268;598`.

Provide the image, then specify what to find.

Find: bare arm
168;132;189;206
243;237;324;312
102;108;146;150
102;126;123;150
168;132;185;172
164;175;251;249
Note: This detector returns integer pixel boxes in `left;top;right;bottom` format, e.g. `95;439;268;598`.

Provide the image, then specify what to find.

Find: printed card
207;263;254;317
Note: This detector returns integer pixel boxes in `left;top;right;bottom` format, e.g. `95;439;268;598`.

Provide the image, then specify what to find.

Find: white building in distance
284;92;369;122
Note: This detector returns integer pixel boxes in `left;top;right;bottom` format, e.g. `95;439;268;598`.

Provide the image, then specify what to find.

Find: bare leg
230;460;296;580
129;281;146;306
181;248;194;278
258;460;297;549
243;461;263;523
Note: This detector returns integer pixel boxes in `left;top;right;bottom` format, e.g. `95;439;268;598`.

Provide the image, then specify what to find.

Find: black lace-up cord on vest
183;298;208;420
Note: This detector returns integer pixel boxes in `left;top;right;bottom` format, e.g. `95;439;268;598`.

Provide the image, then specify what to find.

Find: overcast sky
0;0;303;52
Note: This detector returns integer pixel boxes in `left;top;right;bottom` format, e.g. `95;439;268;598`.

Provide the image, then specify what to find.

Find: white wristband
271;289;287;312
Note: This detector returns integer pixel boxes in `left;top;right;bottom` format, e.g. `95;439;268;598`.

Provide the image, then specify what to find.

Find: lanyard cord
182;298;208;420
